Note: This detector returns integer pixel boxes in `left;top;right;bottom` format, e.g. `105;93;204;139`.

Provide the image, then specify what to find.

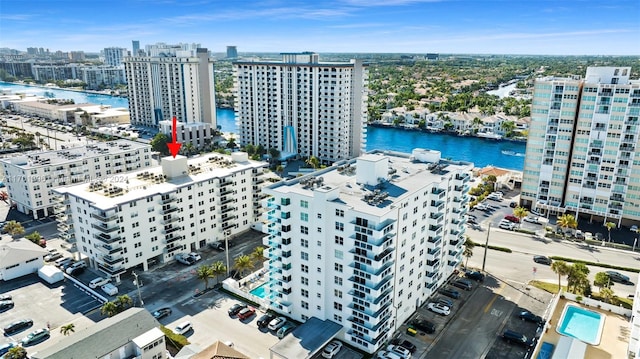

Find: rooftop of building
269;317;342;359
55;153;267;210
267;149;472;217
0;139;149;169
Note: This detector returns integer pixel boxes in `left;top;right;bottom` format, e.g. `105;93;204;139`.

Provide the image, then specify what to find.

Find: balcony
164;235;183;245
98;243;122;254
160;195;176;204
220;197;235;205
92;223;119;233
220;188;235;196
161;216;179;225
161;205;179;214
94;232;121;244
162;225;180;235
426;248;441;261
98;262;125;276
91;211;118;222
103;254;124;265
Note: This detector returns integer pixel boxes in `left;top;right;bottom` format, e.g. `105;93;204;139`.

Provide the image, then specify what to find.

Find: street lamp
482;223;491;272
132;271;144;307
224;230;231;276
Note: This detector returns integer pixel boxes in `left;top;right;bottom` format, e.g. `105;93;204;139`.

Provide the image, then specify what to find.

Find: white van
89;277;110;289
101;283;118;296
174;321;192;335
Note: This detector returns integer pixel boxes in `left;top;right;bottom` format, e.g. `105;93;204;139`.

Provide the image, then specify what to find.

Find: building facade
1;140;152;219
102;47;128;67
80;65;127;89
53;153;268;281
261;149;472;353
234;52;368;164
124;48;216;128
226;46;238;59
521;67;640;226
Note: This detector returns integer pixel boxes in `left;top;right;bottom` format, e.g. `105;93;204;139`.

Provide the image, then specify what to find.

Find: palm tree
3;220;25;237
471;117;483;133
306;156;320;170
550;260;570;292
183;142;194;157
600;287;615;304
196;264;214;290
233;255;255;279
251;246;265;266
605;222;616;243
463;236;474;268
513;206;528;227
4;347;28;359
557;214;578;240
115;295;133;311
210;260;227;286
100;301;119;317
500;120;516;137
60;323;75;336
24;231;43;245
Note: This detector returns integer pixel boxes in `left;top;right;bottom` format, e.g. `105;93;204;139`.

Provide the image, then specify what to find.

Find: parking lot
0;274;104;352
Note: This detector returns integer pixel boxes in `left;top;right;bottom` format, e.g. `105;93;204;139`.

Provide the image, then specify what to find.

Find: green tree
463;236;475;268
233;255;255;279
605;222;616;243
600;287;615;304
567;262;590;295
306;156;320;170
268;148;280;164
4;347;28;359
210;260;227;285
115;295;133;311
150;133;170;156
557;214;578;239
226;137;236;149
471;117;483;133
593;272;612;291
24;231;43;245
196;264;214;290
183;142;194;157
251;246;265;266
550;260;570;292
3;220;25;237
275;165;284;174
513;206;528;227
60;323;75;336
500;120;516;137
100;301;119;317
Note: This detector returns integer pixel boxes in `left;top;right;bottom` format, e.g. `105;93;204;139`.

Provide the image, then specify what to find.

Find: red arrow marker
167;116;182;158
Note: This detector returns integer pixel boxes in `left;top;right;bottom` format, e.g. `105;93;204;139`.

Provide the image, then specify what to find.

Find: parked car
377;351;403;359
0;300;14;312
533;255;552;265
387;344;412;358
276;322;296;339
0;295;11;301
436;297;454;309
322;340;343;358
66;261;87;274
188;252;202;261
501;329;534;347
509;201;517;208
595;232;604;241
438;287;460;299
606;271;631;284
452;279;473;291
257;313;276;329
575;230;585;240
427;302;451;316
152;307;172;320
21;328;50;345
89;277;110;289
529;210;542;217
101;283;119;296
68;266;85;276
228;303;247;316
45;252;64;262
390;338;417;353
54;257;73;268
504;215;520;223
409;319;435;334
499;220;516;230
523;216;540;224
174;321;192;335
631;225;638;232
237;307;256;320
176;255;196;265
268;316;287;331
465;270;485;282
584;232;594;241
0;342;17;356
518;311;545;324
3;319;33;335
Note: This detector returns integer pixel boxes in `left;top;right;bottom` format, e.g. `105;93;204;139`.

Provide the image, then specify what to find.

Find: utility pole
482;223;491;272
132;271;143;307
224;230;231;276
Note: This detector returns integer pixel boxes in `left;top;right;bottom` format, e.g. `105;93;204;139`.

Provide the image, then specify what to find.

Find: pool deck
534;298;629;358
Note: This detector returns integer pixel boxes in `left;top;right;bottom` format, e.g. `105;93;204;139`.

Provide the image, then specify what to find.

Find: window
334;289;342;298
301;289;309;297
300;200;308;208
335;209;344;217
335;263;343;272
301;264;309;273
300;213;309;222
301;226;309;234
301;252;309;260
301;238;309;248
334;302;342;310
335;236;343;245
335;222;344;231
335;276;343;285
302;301;309;309
301;277;309;285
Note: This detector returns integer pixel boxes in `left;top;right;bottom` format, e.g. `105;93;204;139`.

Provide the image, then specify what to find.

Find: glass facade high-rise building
522;67;640;226
226;45;237;59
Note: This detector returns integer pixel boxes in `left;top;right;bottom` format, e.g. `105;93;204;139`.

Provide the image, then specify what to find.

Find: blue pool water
556;304;604;345
250;283;268;298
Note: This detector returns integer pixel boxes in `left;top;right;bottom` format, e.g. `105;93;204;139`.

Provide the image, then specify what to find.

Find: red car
504;215;520;223
237;307;256;320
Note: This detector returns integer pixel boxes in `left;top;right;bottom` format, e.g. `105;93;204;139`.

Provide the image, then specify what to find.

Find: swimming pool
556;303;605;345
250;283;268;298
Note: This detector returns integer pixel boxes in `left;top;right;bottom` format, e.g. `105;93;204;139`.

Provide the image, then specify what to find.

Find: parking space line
483;283;505;313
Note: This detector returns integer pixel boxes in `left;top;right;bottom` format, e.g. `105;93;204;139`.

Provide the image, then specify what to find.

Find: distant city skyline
1;0;639;56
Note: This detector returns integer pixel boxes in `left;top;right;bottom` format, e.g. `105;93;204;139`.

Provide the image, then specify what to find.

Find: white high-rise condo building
124;48;216;129
53;152;268;281
234;52;368;164
261;149;472;353
522;67;640;226
0;140;152;220
102;47;128;67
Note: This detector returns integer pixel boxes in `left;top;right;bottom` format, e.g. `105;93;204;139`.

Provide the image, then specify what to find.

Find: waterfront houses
521;66;640;226
261;148;472;353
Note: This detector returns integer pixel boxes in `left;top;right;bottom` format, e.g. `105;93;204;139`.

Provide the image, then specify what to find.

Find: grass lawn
529;280;633;309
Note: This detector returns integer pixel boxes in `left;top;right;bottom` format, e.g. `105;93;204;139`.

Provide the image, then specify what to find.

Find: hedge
549;256;640;273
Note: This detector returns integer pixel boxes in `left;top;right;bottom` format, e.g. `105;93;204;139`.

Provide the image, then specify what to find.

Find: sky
0;0;639;55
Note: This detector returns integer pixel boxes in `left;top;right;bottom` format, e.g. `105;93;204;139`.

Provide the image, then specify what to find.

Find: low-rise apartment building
261;148;472;354
0;139;152;219
53;152;268;281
